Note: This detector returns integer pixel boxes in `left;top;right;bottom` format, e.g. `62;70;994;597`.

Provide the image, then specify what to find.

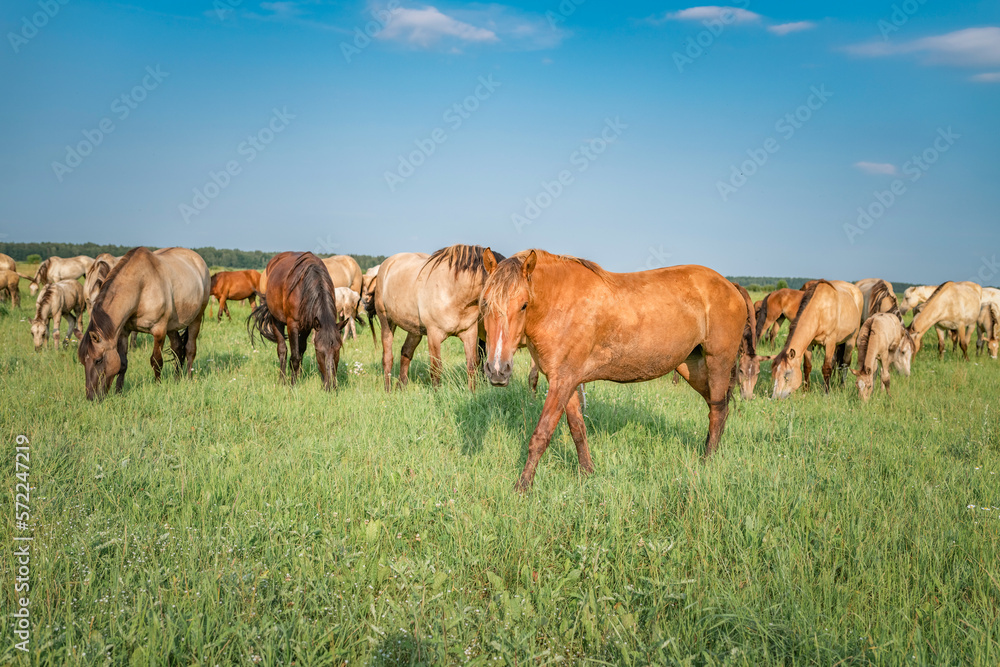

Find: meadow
1;273;998;666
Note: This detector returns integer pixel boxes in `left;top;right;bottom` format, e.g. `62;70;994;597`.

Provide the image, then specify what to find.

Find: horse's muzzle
484;359;513;387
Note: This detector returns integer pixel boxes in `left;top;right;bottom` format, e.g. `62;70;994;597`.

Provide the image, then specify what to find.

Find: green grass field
2;277;999;666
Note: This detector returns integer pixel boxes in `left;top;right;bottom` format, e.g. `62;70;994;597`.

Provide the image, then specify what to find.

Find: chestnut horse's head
769;347;802;400
480;249;536;387
736;353;760;400
78;323;122;401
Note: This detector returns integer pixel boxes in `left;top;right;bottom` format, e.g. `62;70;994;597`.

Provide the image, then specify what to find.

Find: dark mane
870;279;901;320
481;249;614;318
855;317;874;373
87;247;144;340
34;259;49;284
926;281;953;305
35;284;55;317
772;280;830;366
426;245;506;278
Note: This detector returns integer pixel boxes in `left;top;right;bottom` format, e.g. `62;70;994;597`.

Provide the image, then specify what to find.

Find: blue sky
1;0;998;283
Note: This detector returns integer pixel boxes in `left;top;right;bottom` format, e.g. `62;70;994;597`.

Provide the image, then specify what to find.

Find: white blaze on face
493;330;504;372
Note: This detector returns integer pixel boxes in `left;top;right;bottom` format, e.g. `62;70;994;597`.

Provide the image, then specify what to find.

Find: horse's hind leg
167;331;184;378
680;352;732;458
287;324;304;385
564;386;593;476
426;328;447;388
115;334;129;394
959;325;971;361
459;328;480;391
63;313;77;348
516;379;575;492
398;331;422;388
378;315;395;392
150;331;166;382
184;315;203;378
821;344;836;392
275;321;288;382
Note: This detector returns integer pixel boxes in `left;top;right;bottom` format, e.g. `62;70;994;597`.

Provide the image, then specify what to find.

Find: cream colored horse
976;300;1000;359
375;245;500;391
323;255;363;294
0;253;15;273
0;270;22;307
855;278;897;320
29;255;94;296
334;287;361;340
31;280;86;351
764;280;863;399
907;281;981;360
83;253;122;310
851;313;915;400
898;285;936;316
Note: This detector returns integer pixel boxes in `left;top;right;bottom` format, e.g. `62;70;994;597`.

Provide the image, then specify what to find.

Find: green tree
776;279;788;289
26;254;41;264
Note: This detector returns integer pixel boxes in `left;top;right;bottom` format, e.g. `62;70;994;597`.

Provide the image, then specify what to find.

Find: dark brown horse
210;269;260;321
480;249;752;491
248;252;346;390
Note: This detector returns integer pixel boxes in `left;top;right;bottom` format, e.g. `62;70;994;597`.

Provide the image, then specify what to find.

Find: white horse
334;287;361;340
30;255;94;296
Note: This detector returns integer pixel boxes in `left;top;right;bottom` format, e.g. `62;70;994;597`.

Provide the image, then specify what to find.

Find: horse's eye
520;303;527;311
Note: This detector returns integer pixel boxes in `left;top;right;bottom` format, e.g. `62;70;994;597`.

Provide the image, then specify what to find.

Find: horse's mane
870;279;901;320
425;245;505;278
87;247;143;339
926;281;953;304
34;284;55;318
289;253;339;341
34;259;49;283
772;280;830;366
480;249;615;318
856;317;875;373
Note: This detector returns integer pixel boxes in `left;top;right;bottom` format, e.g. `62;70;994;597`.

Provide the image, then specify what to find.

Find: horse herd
4;247;998;489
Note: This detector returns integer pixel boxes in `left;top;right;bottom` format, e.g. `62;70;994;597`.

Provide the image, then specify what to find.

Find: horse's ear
89;330;100;344
787;348;796;359
482;248;498;275
850;368;860;376
522;250;537;279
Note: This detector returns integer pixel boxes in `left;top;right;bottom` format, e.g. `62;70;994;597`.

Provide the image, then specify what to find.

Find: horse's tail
734;284;757;360
17;272;34;281
247;297;279;345
754;292;770;342
177;327;190;366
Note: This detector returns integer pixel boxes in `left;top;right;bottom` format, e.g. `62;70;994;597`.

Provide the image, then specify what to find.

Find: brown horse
763;280;863;399
210;269;260;321
29;255;94;296
730;283;760;400
480;249;752;491
0;269;22;307
375;245;503;391
248;252;346;390
31;280;85;350
907;281;981;360
78;248;210;400
852;313;915;400
755;288;805;344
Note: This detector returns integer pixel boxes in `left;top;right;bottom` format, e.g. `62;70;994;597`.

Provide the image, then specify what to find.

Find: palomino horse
210;269;260;321
31;280;85;351
248;252;346;390
0;253;15;273
763;280;863;399
323;255;363;294
907;281;982;360
755;288;804;344
375;245;504;391
334;287;361;340
480;249;753;491
852;313;915;400
976;301;1000;359
84;253;122;310
898;285;936;316
0;270;22;307
78;248;210;400
855;278;898;320
29;255;94;296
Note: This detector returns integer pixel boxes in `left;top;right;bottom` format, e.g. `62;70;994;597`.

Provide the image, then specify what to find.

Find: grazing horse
480;249;752;491
0;253;15;273
83;253;122;311
29;255;94;296
78;247;210;400
375;245;504;391
323;255;363;294
852;313;915;400
855;278;898;320
31;280;85;351
247;252;345;390
360;264;380;340
729;283;760;400
975;301;999;359
898;285;936;316
907;281;981;360
210;270;260;321
0;270;22;307
763;280;863;399
334;287;361;340
755;288;805;344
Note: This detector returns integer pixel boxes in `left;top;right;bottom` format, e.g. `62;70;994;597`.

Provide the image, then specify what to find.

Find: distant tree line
0;242;385;272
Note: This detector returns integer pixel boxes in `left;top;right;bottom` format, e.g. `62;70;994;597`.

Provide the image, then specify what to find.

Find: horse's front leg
516;379;576;492
150;331;166;381
426;328;446;388
564;385;593;476
287;324;303;385
115;333;129;393
51;312;62;350
802;348;813;391
958;325;971;361
459;328;479;391
821;343;835;392
184;313;203;378
167;331;184;379
275;321;288;383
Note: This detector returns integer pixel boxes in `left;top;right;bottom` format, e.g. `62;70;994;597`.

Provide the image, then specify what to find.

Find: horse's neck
101;283;141;337
911;298;945;336
784;311;821;357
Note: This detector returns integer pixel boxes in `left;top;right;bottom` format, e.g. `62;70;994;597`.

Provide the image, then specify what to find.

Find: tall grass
1;289;998;665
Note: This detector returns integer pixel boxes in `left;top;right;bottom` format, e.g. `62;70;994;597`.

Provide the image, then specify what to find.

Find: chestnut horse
375;245;504;391
480;249;752;491
763;280;863;399
248;252;345;390
730;283;760;400
210;269;260;321
29;255;94;296
755;288;804;344
852;313;915;400
78;248;210;400
907;281;981;360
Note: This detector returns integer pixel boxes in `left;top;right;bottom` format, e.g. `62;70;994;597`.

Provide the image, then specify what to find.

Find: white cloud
854;161;898;176
845;26;1000;67
768;21;816;36
970;71;1000;82
654;6;762;25
377;6;498;47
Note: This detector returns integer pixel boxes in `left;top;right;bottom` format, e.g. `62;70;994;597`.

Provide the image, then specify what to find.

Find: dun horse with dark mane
248;252;346;390
78;248;210;400
480;249;753;491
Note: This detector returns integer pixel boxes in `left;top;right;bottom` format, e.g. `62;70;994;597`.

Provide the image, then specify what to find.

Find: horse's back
378;252;430;332
151;248;210;324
